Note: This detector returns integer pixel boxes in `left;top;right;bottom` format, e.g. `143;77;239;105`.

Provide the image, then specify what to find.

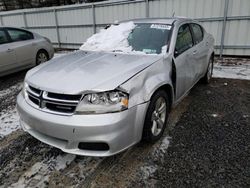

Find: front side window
7;29;33;42
191;24;203;44
175;24;193;55
0;30;8;44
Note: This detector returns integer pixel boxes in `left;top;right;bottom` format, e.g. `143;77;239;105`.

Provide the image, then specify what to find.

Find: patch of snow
53;51;72;59
211;113;218;118
65;157;103;182
160;136;170;151
54;154;76;171
80;22;140;54
0;108;20;139
10;154;75;188
138;136;170;181
140;165;157;180
213;63;250;80
151;136;171;161
0;82;22;98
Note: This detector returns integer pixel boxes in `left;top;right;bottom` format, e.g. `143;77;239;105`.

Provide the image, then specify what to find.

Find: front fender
120;58;173;108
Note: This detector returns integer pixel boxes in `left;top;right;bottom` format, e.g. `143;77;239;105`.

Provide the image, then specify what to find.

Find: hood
26;50;162;94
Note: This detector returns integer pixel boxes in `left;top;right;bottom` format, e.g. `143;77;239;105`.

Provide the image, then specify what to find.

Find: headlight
75;90;129;114
21;82;28;99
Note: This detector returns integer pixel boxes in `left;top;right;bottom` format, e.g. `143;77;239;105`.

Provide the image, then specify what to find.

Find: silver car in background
0;26;54;76
17;18;214;157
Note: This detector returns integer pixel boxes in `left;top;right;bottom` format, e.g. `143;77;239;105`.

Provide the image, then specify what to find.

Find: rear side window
7;28;34;42
0;30;8;44
175;24;193;55
190;24;203;44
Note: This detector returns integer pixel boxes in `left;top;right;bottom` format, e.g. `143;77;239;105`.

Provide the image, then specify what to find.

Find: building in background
0;0;106;11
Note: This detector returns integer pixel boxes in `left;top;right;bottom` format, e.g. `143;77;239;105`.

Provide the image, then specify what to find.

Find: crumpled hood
26;50;162;94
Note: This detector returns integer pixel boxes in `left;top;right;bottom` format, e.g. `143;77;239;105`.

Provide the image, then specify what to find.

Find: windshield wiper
112;49;124;52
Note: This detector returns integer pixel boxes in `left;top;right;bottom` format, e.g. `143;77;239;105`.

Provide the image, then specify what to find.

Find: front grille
26;85;82;115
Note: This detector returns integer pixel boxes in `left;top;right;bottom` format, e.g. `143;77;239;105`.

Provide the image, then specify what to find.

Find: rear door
6;28;35;67
0;29;17;73
173;24;196;100
190;23;209;80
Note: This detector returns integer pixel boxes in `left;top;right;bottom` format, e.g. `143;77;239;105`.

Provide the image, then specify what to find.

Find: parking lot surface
0;57;249;187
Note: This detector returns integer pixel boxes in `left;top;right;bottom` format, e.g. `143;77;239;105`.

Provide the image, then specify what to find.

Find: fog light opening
78;142;110;151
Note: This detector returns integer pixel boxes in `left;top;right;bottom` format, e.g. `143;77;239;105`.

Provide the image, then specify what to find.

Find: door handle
6;49;14;52
193;50;197;55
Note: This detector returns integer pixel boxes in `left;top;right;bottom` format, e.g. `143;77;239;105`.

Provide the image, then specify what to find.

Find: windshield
80;22;171;55
128;23;171;54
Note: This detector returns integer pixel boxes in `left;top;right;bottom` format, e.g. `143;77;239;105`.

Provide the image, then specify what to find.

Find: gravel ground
0;57;249;187
143;79;250;188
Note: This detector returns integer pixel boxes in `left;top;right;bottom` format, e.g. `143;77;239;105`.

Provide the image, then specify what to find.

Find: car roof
120;17;193;25
0;26;34;33
0;26;26;29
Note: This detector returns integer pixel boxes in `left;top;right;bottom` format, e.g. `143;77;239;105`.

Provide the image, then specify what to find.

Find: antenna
172;12;175;17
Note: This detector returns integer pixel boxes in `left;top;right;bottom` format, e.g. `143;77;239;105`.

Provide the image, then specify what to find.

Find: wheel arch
36;49;49;58
149;83;174;110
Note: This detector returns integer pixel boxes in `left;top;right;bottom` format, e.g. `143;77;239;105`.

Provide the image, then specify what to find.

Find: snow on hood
80;21;136;53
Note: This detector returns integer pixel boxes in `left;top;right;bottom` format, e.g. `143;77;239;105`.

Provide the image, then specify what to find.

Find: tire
201;56;214;84
142;90;170;143
36;50;49;65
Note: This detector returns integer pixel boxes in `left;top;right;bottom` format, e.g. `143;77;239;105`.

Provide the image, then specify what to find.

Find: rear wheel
142;90;170;143
36;50;49;65
202;56;213;84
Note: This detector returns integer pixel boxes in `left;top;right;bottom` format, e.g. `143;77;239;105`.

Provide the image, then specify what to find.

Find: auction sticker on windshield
150;24;171;30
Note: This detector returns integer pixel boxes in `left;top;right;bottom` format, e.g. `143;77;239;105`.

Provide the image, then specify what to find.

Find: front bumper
17;93;148;157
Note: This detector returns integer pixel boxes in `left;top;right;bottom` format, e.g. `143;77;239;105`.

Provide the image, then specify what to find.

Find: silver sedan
17;17;214;157
0;26;54;76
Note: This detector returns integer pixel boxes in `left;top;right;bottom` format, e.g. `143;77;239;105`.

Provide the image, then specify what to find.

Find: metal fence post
54;9;61;48
23;12;28;28
220;0;229;58
0;16;3;26
92;4;96;34
146;0;149;18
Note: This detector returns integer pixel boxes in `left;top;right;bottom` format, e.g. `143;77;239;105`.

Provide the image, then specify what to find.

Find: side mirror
174;50;179;57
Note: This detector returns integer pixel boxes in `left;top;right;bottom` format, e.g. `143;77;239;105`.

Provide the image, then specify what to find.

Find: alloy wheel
151;97;167;136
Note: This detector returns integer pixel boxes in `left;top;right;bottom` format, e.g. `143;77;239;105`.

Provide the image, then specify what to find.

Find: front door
6;28;35;67
173;24;196;100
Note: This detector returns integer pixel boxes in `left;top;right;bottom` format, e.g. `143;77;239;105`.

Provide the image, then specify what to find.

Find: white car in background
0;26;54;76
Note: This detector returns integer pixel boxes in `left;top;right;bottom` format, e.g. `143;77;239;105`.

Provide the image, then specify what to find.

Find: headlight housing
21;82;28;99
75;90;129;114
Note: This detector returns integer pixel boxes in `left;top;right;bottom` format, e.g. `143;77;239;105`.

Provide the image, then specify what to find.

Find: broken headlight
75;90;129;114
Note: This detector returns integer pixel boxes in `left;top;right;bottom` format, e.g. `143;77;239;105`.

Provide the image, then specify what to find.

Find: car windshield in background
128;23;171;54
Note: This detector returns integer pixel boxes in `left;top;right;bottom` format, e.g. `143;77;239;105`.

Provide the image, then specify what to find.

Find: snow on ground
0;82;22;98
0;108;20;139
0;82;22;138
140;165;158;180
80;22;136;53
10;154;76;188
53;51;72;59
213;63;250;80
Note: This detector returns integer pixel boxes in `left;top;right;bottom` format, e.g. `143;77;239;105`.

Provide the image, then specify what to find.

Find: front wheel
142;90;170;143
